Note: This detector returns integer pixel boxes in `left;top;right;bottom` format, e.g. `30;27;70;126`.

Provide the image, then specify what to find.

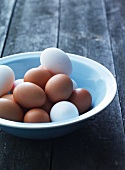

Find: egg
13;82;46;109
1;94;14;100
50;101;79;122
68;88;92;114
24;67;52;89
0;65;15;97
0;98;24;121
45;74;73;103
41;97;53;114
11;79;24;93
38;65;55;76
40;47;72;75
71;79;78;90
24;108;50;123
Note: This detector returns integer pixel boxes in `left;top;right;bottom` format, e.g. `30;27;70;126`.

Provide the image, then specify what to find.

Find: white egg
50;101;79;122
40;47;72;75
14;79;24;85
11;79;24;93
0;65;15;97
71;79;78;90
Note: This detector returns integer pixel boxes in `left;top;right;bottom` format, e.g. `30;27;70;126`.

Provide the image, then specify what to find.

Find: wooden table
0;0;125;169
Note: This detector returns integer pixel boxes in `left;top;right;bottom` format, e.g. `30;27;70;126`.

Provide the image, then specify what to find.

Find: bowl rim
0;51;117;129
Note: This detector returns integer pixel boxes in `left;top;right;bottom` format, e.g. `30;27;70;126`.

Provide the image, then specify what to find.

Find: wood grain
0;0;125;169
104;0;125;131
51;0;125;169
0;0;59;169
0;0;16;57
0;134;51;170
2;0;59;56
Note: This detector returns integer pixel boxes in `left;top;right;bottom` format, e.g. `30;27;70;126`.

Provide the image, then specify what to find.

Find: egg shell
68;88;92;114
1;94;14;100
24;108;50;123
0;98;24;122
45;74;73;103
50;101;79;122
1;93;29;114
41;97;54;114
38;65;55;76
13;82;46;109
40;47;72;75
71;79;78;90
11;79;24;93
24;67;52;89
0;65;15;97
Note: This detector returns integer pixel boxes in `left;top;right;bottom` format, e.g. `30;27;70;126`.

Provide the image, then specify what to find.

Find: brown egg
13;82;46;109
1;94;29;114
0;98;24;122
38;65;47;70
24;67;52;89
68;88;92;114
24;108;50;123
41;97;53;114
38;65;55;76
45;74;73;103
10;79;24;93
1;94;14;100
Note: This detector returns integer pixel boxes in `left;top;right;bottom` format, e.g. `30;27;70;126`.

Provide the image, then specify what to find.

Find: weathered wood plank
52;101;125;170
104;0;125;130
51;0;125;169
0;0;16;57
0;0;59;169
1;0;125;169
2;0;59;56
0;134;51;170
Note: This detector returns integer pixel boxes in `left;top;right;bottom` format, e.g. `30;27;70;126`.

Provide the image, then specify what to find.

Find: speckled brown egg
24;108;50;123
24;68;52;89
0;98;24;122
13;82;46;109
45;74;73;103
68;88;92;114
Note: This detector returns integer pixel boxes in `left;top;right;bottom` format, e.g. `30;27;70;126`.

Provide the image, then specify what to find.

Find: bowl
0;52;117;139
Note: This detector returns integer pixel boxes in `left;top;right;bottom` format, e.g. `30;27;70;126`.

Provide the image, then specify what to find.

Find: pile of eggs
0;48;92;123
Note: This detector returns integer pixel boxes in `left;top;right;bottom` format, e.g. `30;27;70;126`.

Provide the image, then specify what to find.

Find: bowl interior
0;52;116;126
0;52;117;139
3;54;106;109
70;59;106;108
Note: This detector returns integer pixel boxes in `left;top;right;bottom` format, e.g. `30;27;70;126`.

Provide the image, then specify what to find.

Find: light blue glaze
0;52;117;139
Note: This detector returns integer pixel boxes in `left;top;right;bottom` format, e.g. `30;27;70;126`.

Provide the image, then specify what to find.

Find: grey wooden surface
0;0;125;169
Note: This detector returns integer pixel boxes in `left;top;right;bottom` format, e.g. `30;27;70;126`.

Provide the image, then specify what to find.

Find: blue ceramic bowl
0;52;117;139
